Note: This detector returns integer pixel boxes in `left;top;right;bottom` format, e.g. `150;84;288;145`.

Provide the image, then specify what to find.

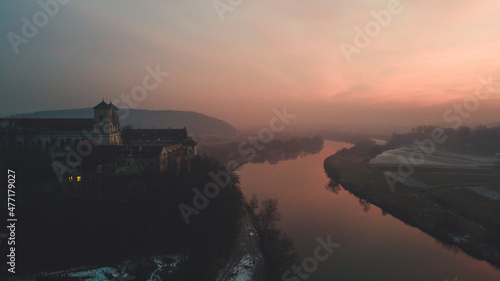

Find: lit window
77;176;81;182
68;176;73;182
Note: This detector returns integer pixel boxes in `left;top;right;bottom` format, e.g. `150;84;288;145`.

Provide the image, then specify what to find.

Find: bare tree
261;228;298;280
258;198;281;233
249;194;259;213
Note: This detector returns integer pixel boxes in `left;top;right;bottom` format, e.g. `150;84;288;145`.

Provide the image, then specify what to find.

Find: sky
1;0;500;130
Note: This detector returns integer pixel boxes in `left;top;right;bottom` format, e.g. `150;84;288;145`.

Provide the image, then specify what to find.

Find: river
238;140;500;281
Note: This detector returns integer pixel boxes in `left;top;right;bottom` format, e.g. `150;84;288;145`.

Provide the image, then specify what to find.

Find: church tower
93;100;121;145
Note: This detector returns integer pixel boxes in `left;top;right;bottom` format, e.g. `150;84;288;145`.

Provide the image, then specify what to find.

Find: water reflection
325;179;341;195
239;141;500;281
253;136;324;165
324;180;371;212
358;198;371;212
199;136;324;166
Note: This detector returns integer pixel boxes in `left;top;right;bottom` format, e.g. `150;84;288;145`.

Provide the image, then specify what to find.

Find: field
324;150;500;268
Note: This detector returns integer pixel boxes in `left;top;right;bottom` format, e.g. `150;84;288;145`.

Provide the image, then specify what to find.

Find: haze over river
239;141;500;281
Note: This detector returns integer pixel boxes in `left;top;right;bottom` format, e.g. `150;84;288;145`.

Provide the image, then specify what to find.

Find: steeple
108;101;119;110
92;100;121;145
93;100;111;110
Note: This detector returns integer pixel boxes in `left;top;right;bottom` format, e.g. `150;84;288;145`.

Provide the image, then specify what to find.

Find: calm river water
238;140;500;281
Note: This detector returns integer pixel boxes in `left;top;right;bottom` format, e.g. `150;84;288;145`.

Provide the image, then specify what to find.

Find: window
68;176;73;182
76;176;81;182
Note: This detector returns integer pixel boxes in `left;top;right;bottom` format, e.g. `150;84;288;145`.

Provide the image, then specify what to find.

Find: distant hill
8;108;237;136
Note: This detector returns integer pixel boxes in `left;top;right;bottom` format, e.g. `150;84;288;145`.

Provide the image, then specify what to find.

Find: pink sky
1;0;500;129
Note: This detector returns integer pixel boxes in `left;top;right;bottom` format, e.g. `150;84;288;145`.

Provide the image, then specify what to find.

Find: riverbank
215;207;264;281
324;145;500;269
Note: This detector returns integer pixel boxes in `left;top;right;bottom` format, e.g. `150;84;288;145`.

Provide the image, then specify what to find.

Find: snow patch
465;186;500;200
370;146;499;167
